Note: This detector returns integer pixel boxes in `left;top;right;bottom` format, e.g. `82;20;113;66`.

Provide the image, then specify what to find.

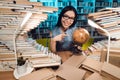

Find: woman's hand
50;33;67;53
53;33;67;41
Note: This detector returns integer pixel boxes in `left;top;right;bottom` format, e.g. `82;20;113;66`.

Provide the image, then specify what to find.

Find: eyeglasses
62;14;75;22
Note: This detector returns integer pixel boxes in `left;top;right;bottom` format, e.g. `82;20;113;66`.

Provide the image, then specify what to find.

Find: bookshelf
77;0;95;42
95;0;112;12
113;0;119;7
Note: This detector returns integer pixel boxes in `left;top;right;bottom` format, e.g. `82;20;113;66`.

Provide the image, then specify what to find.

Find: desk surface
0;71;16;80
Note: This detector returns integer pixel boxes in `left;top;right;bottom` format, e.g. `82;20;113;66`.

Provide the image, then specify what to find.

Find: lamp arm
88;19;111;63
13;12;32;65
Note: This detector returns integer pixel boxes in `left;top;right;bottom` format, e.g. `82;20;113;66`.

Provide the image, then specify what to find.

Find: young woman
50;6;78;62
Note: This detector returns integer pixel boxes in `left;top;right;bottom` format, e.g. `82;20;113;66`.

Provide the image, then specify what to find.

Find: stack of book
0;0;61;73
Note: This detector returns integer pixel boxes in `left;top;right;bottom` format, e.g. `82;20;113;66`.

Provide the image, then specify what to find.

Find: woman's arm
50;38;56;53
50;33;67;53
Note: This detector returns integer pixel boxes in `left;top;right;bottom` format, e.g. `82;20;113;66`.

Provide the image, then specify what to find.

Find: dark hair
56;6;77;28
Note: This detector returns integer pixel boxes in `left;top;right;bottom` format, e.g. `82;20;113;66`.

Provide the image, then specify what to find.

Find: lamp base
13;62;34;79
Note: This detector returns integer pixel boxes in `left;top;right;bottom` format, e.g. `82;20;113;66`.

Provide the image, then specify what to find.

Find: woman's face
61;10;75;30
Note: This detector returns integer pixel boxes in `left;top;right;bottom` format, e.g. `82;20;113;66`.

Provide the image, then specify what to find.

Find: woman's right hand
53;33;67;41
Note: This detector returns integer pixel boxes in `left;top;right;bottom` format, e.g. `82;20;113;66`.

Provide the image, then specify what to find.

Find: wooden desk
0;71;16;80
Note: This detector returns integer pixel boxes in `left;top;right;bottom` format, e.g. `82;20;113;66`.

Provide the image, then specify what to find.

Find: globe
72;28;90;44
